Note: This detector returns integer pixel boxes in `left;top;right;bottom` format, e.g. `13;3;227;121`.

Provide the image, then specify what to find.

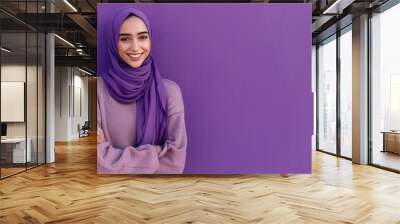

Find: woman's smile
127;52;143;61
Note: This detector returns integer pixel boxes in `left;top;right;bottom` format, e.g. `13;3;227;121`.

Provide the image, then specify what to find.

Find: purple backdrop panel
98;3;312;174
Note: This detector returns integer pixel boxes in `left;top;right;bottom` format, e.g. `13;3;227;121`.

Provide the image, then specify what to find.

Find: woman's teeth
128;53;142;60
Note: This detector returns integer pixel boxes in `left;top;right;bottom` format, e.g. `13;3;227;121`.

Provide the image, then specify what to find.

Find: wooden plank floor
1;135;400;224
0;167;26;178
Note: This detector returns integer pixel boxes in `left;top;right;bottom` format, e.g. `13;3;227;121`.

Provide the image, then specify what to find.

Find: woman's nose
130;39;140;51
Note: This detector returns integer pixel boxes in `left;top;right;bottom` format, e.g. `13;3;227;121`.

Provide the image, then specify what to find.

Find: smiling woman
97;8;187;174
117;16;151;68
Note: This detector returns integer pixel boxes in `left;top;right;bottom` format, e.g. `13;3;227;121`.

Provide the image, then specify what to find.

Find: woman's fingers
156;145;161;155
97;127;105;144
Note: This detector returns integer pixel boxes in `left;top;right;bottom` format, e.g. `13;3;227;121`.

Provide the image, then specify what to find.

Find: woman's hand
97;127;106;144
156;145;162;155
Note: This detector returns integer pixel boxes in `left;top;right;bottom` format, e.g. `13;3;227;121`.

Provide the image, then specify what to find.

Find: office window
339;27;352;158
317;35;337;154
371;2;400;171
312;45;317;150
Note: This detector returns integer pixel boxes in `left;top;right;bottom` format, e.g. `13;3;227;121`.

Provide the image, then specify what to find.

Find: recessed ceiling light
322;0;354;15
54;34;75;48
78;67;93;76
63;0;78;12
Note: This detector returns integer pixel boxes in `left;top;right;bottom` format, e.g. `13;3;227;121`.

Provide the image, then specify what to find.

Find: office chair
79;121;90;138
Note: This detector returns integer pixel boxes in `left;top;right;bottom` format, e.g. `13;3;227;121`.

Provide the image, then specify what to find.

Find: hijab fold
102;8;167;147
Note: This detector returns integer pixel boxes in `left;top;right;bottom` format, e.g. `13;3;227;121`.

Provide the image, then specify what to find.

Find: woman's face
118;16;151;68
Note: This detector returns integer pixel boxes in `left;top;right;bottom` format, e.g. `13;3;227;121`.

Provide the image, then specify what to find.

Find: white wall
55;66;69;141
55;67;89;141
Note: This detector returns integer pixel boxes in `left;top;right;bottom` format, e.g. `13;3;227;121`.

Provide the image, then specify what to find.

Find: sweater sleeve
156;81;187;173
96;80;187;174
97;93;161;174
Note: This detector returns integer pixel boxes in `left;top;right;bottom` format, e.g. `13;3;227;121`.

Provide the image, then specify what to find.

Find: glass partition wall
339;27;352;159
317;35;337;155
370;2;400;171
316;0;400;172
316;26;353;159
0;1;46;179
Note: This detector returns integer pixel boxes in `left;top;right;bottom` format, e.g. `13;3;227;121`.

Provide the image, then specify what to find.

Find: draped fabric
101;8;167;146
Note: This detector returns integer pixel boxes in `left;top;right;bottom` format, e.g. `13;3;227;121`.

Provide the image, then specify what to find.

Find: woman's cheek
118;42;129;51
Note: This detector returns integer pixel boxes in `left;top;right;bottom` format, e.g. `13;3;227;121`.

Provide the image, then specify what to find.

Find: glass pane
312;46;317;150
371;3;400;171
318;36;337;154
340;29;352;158
1;30;27;177
0;1;46;178
38;32;45;165
27;31;38;169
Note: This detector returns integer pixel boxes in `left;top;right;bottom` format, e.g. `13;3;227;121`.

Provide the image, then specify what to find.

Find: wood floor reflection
372;150;400;171
0;135;399;223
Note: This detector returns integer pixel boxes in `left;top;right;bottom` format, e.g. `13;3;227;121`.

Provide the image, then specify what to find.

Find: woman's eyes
138;35;148;40
119;36;148;42
119;37;130;42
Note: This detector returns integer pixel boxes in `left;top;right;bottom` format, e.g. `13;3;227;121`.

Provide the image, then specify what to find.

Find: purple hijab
101;8;168;147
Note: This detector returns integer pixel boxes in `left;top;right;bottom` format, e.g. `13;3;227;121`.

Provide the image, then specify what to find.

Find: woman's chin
128;61;143;68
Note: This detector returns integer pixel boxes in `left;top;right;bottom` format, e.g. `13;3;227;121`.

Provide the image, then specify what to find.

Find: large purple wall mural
97;3;313;174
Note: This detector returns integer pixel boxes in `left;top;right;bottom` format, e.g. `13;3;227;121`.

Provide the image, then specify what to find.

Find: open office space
1;0;400;223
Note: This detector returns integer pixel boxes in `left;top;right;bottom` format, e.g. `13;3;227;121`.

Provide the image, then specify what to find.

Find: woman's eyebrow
137;31;149;35
119;32;148;37
119;33;131;37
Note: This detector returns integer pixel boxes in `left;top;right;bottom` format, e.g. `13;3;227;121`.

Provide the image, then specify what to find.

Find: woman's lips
128;53;143;61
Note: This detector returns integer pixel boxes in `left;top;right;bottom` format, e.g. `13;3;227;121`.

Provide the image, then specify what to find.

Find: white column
46;32;55;163
45;0;56;163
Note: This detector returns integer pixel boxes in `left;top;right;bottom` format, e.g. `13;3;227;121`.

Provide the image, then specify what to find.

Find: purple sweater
97;77;187;174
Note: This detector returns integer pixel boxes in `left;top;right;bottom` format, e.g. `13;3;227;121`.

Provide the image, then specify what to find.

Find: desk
1;138;31;163
381;131;400;154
